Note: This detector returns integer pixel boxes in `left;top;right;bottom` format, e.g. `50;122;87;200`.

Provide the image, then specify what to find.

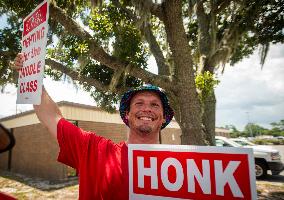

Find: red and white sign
17;0;49;104
128;144;257;200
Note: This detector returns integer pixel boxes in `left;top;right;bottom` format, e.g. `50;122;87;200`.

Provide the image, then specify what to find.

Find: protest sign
17;0;49;104
128;144;257;200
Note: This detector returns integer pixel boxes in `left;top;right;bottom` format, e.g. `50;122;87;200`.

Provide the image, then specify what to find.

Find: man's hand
13;53;24;70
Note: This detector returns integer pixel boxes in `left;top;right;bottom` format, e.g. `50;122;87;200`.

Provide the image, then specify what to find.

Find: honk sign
128;144;257;200
17;0;49;104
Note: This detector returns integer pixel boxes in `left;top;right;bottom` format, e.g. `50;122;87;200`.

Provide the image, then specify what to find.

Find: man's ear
125;111;129;119
163;115;166;123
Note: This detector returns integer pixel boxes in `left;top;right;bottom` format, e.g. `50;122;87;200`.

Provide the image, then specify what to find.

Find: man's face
126;91;165;136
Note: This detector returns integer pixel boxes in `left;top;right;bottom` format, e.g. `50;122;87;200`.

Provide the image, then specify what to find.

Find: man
13;53;174;199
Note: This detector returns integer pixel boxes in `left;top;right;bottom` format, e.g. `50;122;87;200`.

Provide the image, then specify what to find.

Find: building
215;127;231;138
0;101;181;180
0;101;231;181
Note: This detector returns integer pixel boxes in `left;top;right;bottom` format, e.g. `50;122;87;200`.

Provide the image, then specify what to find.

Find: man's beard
137;125;152;135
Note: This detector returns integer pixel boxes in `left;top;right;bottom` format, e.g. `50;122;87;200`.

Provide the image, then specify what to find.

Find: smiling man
13;52;175;200
120;87;174;144
55;85;174;200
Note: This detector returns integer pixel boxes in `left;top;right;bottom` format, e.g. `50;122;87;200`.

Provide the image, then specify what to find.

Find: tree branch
45;58;111;92
149;2;165;21
196;1;210;72
142;24;170;76
0;50;15;58
209;0;217;56
163;0;194;81
109;65;125;92
130;0;165;21
49;2;92;40
209;0;261;67
188;0;196;18
216;0;233;14
113;0;170;75
49;1;174;90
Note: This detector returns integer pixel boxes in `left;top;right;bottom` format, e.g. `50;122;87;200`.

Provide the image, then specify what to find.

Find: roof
0;101;180;129
215;127;231;133
0;101;103;122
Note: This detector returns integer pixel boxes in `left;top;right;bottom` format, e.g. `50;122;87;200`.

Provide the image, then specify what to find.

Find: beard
137;124;153;135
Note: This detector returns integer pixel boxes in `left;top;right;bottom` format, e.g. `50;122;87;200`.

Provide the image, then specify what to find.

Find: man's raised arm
33;87;63;139
14;53;63;139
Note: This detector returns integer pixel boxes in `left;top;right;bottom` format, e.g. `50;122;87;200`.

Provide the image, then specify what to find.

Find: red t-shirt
57;118;129;200
0;192;17;200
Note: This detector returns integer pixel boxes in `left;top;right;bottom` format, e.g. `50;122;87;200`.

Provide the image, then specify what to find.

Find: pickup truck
215;136;284;179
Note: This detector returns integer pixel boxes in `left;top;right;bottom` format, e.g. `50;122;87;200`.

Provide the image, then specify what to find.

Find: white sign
17;0;49;105
128;144;257;200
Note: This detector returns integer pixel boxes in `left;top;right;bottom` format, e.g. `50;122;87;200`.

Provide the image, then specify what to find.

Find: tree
225;125;240;138
0;0;283;145
270;119;284;136
270;119;284;131
244;123;268;137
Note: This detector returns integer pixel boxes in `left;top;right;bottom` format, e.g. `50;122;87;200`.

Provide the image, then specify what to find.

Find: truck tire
255;160;267;179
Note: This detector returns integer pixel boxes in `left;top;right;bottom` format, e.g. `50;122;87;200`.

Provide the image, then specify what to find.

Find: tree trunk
176;88;207;145
202;91;216;145
162;1;206;145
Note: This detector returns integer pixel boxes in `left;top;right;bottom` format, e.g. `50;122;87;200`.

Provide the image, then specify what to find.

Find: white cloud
216;44;284;130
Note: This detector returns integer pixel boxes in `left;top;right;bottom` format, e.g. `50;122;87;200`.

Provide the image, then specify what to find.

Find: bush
253;139;284;145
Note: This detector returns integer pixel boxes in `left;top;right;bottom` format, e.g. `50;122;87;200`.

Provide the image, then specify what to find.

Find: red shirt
0;192;17;200
57;118;129;200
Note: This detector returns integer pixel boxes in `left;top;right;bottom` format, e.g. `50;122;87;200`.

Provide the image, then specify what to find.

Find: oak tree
0;0;283;145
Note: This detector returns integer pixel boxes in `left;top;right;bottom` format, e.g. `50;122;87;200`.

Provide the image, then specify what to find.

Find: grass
1;170;284;199
0;170;78;199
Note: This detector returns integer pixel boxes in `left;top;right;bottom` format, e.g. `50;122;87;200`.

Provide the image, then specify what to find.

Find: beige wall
0;151;9;170
78;121;128;144
161;128;181;145
10;124;66;180
78;121;180;145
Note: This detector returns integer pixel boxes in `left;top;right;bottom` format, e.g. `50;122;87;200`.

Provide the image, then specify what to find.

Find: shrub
252;139;284;145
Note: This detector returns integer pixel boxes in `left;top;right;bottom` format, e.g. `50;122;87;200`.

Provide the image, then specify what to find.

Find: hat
119;85;174;129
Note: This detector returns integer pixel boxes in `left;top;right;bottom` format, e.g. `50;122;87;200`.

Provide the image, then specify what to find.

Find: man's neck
127;130;159;144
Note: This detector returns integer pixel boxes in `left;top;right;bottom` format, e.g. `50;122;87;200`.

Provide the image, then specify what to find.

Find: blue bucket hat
119;85;174;129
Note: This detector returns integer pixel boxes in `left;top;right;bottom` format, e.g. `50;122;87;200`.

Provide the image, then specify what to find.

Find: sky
0;16;283;131
215;44;284;130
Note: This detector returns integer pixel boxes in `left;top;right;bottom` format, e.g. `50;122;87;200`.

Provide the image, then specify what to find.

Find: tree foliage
225;125;241;138
243;123;268;137
0;0;283;145
228;119;284;138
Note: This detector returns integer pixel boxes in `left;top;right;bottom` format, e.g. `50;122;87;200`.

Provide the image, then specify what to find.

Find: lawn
1;170;283;199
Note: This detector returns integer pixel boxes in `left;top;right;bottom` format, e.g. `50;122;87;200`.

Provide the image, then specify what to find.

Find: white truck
215;136;284;179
